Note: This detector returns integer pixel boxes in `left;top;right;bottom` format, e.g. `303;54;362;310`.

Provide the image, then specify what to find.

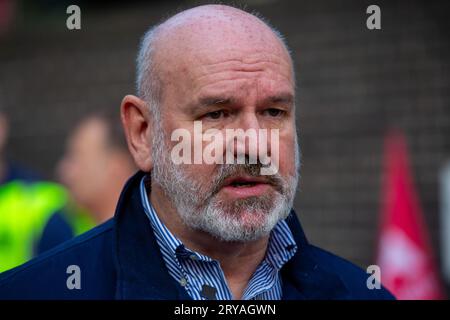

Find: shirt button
190;255;198;261
179;278;187;287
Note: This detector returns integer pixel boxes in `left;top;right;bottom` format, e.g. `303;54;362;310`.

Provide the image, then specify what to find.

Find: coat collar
113;171;190;299
112;171;349;300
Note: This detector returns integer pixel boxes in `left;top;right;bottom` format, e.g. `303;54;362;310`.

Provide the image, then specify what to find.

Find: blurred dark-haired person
0;5;394;299
55;113;135;225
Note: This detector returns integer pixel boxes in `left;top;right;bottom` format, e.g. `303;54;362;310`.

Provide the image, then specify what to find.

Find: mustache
207;162;285;198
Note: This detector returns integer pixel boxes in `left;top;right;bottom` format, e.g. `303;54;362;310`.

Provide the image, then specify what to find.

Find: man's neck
150;182;269;299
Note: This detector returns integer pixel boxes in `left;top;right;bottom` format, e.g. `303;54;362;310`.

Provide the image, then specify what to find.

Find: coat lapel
113;171;191;300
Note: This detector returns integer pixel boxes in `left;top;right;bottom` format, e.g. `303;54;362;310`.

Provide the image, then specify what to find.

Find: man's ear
120;95;153;172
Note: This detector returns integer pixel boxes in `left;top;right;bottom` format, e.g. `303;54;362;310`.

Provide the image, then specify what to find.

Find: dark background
1;0;449;292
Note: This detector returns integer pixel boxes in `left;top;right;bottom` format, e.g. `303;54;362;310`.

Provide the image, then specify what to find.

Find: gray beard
151;127;300;242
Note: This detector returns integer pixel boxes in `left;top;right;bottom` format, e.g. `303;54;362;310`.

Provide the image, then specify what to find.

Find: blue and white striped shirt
140;177;297;300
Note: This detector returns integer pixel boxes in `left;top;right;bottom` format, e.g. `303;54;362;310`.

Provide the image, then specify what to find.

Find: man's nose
236;111;261;132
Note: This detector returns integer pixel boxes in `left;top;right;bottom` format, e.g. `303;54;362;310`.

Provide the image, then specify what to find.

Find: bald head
136;4;294;114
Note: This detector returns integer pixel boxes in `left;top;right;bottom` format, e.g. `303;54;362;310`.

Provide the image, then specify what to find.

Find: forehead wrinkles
156;34;288;72
193;53;293;88
157;38;293;97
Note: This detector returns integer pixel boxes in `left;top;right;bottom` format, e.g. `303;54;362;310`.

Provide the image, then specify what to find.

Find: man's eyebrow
196;96;235;109
192;93;294;111
264;93;294;105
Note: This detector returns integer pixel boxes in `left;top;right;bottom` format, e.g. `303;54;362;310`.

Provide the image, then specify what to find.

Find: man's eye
204;110;227;120
264;108;285;117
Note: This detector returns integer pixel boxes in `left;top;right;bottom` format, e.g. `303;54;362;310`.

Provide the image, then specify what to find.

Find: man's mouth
220;175;272;198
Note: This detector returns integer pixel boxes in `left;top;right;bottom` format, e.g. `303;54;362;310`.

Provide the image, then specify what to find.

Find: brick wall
1;0;449;284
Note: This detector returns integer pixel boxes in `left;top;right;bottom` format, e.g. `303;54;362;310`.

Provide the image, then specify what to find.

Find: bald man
0;5;394;300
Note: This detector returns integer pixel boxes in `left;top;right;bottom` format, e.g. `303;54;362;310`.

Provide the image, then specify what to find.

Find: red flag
376;130;445;299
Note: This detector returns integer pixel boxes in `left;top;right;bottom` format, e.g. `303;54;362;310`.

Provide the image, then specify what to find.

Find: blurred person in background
56;112;135;225
0;105;69;272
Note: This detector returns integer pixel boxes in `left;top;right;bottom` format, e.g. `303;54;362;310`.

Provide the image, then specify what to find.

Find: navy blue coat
0;171;394;300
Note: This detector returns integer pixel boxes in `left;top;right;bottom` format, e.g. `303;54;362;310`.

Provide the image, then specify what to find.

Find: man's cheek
278;143;296;175
182;163;215;181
